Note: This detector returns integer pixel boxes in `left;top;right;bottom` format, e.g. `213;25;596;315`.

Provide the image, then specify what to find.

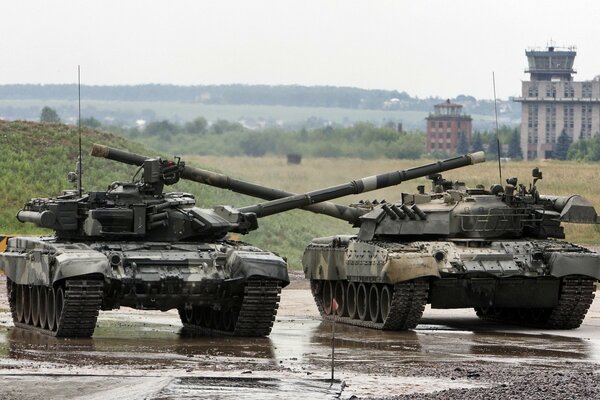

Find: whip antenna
77;65;83;196
492;72;502;183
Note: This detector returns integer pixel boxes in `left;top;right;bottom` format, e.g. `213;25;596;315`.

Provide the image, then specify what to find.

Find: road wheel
346;282;357;319
30;286;39;327
39;287;48;329
184;304;194;323
47;287;56;331
222;308;235;331
334;281;346;316
16;285;24;323
380;285;392;322
368;284;381;322
322;281;333;315
55;286;65;330
22;285;31;325
357;283;368;321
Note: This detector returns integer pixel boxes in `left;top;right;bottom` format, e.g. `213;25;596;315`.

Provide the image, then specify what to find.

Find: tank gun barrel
239;152;486;218
91;143;362;222
91;144;484;222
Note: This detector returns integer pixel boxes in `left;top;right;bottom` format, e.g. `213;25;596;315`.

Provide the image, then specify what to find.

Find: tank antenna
492;71;502;183
77;65;83;197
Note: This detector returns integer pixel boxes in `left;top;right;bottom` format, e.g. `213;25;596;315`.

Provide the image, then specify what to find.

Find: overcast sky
2;1;600;99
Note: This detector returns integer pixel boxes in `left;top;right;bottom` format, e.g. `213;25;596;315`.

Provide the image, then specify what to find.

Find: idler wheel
22;285;32;325
334;281;346;316
357;283;368;321
38;286;48;329
380;285;392;322
47;287;56;331
55;286;65;329
346;282;357;319
368;284;381;322
30;286;39;327
15;285;24;323
322;281;334;315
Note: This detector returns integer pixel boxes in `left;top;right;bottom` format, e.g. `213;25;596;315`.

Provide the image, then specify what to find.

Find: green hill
0;121;352;269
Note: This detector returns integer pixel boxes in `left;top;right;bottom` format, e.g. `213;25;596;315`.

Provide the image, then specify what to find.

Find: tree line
7;84;518;118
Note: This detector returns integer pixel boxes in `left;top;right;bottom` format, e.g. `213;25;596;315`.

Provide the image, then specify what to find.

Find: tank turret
90;143;486;225
301;166;600;333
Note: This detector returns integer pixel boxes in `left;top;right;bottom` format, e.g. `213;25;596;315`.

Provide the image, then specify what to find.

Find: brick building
513;46;600;160
426;100;472;153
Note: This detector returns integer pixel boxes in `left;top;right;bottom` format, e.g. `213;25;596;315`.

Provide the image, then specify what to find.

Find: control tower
513;45;600;160
525;46;576;81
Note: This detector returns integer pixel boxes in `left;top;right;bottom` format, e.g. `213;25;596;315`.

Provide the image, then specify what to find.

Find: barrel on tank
0;146;483;338
302;170;600;331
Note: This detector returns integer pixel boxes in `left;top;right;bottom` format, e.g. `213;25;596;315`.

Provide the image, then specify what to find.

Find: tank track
10;279;103;338
474;276;596;329
311;279;429;330
180;279;282;337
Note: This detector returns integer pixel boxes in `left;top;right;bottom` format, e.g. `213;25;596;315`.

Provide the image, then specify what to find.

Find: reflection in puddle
0;302;597;399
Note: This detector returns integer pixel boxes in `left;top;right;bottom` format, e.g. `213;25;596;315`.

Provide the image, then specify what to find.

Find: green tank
303;166;600;330
0;144;473;337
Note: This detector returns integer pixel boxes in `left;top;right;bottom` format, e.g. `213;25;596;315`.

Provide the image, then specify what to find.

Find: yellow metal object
0;236;10;253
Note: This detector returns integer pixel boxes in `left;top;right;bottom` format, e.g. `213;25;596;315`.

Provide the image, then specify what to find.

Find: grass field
1;121;599;272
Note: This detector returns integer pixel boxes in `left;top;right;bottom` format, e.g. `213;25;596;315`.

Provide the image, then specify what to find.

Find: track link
475;276;596;329
181;279;282;337
312;279;429;330
12;280;104;338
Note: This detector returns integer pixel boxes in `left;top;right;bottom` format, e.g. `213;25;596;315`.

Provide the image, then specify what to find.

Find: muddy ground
0;273;598;399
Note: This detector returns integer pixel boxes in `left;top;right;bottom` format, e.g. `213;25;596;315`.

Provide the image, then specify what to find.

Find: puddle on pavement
0;307;598;399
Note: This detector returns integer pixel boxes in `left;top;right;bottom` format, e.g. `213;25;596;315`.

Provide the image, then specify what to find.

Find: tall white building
513;46;600;160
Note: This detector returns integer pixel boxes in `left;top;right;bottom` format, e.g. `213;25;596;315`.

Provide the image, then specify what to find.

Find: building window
527;104;538;144
545;83;557;98
582;82;592;98
527;83;539;97
438;121;443;128
545;104;556;143
563;83;574;98
563;104;574;136
581;104;593;139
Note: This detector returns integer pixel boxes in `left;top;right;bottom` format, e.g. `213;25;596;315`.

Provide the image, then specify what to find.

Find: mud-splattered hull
0;236;289;337
303;236;598;330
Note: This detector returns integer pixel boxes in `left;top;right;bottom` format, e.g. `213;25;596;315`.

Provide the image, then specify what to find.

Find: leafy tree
210;119;243;134
456;132;469;155
567;139;588;160
471;132;484;152
507;129;523;159
240;132;274;156
40;106;60;123
487;136;500;158
80;117;102;129
185;117;208;134
145;120;179;138
554;129;571;160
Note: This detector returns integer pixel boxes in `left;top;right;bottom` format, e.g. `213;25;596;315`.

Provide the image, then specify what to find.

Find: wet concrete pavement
0;283;598;399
